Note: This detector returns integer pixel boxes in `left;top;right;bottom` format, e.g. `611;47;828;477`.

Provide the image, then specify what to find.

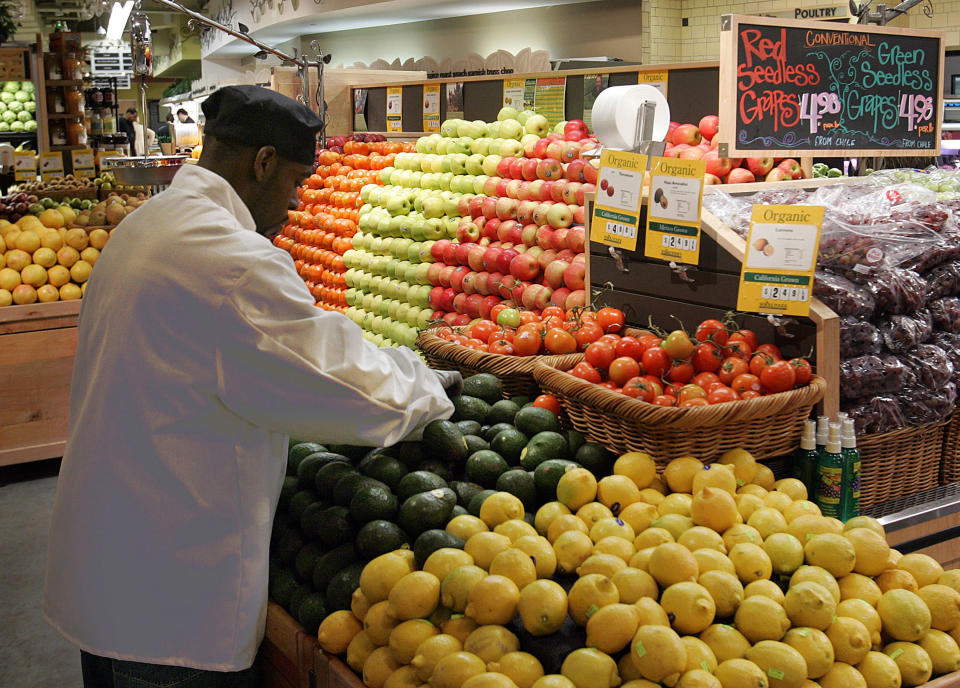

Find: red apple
452;313;471;326
484;178;501;196
698;115;719;140
573;206;585;225
497;157;514;177
508;158;525;180
431;239;452;262
464;294;484;318
454;242;473;265
509;253;540;280
482;217;501;241
479;295;501;319
527;180;546;202
549;180;568;203
704;173;722;185
449;266;470;291
537;158;564;181
567;226;586;253
545;141;565;161
468;196;485;219
563;261;586;290
561;182;583;204
525;246;544;260
664;144;677;158
544;260;570;289
560;141;581;163
461;271;479;294
518;201;538;225
439;287;456;311
679;147;705;160
566;158;586;183
671;123;702;146
546;204;574;229
474;271;492;295
485;271;505;295
551;227;570;251
428;286;445;308
442;243;459;266
550;287;571;309
539;181;556;202
512;280;529;305
498;274;518;299
502;179;520;199
497;220;518;243
537;249;558;270
583;159;599;184
726;168;756;184
522;158;540;181
495;197;518;221
765;167;792;182
456;196;473;217
522;283;553;310
495;249;518;275
556;249;576;263
746;156;774;177
703;149;734;178
466;245;487;272
577;183;595;206
777;158;803;179
427;261;445;285
536;225;555;250
520;223;539;247
533;138;551;159
566;289;587;309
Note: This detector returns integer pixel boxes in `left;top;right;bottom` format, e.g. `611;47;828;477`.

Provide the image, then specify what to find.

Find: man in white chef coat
43;85;458;688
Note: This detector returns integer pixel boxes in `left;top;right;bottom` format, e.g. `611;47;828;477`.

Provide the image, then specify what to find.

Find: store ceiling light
105;0;134;40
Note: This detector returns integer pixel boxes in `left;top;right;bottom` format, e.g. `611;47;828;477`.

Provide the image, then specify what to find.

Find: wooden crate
0;300;81;467
263;602;320;688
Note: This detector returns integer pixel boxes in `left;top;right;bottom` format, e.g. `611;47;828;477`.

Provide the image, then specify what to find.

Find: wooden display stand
0;300;80;467
263;602;320;688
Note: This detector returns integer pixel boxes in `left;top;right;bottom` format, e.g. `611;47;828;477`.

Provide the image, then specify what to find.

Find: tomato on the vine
642;376;664;396
490;303;509;323
678;384;707;404
609;357;642;386
680;397;709;408
638;334;663;351
542;306;565;320
718;357;749;385
740;390;761;400
513;330;542;356
487;327;515;344
693;372;721;388
533;394;562;415
622;377;657;402
662;330;696;360
596;307;626;333
518;310;540;326
544;327;577;354
707;386;739;404
517;322;545;337
488;339;515;355
598;381;618;390
653;395;676;407
760;360;796;393
731;373;762;395
705;381;729;394
570;362;603;383
726;339;753;360
729;329;758;351
692;342;723;372
470;320;497;344
615;336;644;362
789;358;812;386
749;352;775;378
665;382;685;397
667;360;695;384
598;333;622;346
585;341;617;370
574;322;604;350
755;343;782;360
641;347;671;378
542;315;565;331
696;319;730;347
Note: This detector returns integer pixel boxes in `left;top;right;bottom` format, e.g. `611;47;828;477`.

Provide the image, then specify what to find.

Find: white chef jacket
43;164;454;671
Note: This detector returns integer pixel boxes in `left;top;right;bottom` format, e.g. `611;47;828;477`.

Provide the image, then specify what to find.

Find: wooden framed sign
717;14;944;157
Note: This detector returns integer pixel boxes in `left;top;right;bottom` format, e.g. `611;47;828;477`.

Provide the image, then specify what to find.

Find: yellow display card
39;152;65;181
644;156;705;265
737;204;825;317
71;148;95;177
386;86;403;133
423;84;440;133
589;149;648;251
13;150;36;181
638;70;668;97
502;78;525;110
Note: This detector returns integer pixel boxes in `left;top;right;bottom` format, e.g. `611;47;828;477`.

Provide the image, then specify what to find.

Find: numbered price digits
607;221;637;238
661;234;698;252
761;285;809;301
899;93;934;131
799;91;841;134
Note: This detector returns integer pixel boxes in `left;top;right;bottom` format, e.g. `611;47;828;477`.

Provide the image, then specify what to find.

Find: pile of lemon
0;210;108;305
316;449;960;688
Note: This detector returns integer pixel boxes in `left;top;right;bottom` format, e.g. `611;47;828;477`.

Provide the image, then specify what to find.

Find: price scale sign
386;86;403;133
39;152;65;181
737;205;824;317
589;149;648;252
717;14;944;157
644;156;705;265
71;149;96;177
13;151;36;181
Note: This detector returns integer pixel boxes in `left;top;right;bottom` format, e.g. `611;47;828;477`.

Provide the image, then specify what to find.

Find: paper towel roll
591;84;671;149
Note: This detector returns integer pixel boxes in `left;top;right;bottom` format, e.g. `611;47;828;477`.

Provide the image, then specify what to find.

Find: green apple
444;217;460;239
481;155;501;177
441;119;461;137
499;139;523;157
438;172;454;190
436;139;449;155
524;114;550;137
407;306;422;327
517;110;536;125
388;300;401;320
396;302;411;324
499;119;523;140
457;120;483;138
465;154;485;176
414;263;431;285
554;120;567;134
409;171;423;188
379;167;394;184
450;154;468;175
417;308;435;329
424;218;445;241
487;122;502;139
498;106;520;122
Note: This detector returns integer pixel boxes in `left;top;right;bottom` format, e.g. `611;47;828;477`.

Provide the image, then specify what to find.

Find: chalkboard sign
717;15;944;157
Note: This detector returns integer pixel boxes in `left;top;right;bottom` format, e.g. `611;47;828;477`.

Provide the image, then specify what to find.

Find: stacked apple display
342;109;599;348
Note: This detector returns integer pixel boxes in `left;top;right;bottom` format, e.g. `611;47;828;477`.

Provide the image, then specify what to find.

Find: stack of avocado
268;373;614;633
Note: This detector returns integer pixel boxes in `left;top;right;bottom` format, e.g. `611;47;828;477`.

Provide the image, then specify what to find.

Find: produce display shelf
44;80;84;87
874;482;960;570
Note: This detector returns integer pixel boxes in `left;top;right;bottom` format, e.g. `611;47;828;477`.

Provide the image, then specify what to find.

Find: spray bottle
795;419;819;498
841;419;861;520
816;423;844;519
815;416;830;456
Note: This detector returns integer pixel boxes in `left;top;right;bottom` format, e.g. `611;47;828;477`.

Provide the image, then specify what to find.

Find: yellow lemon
518;579;568;636
883;642;932;687
682;636;718;674
745;641;808;688
586;603;640;654
384;665;421;688
548;514;590;544
699;570;744;617
465;532;513;570
463;625;520;664
389;571;441;620
568;573;620;626
736;494;766;523
838;574;883;607
578;502;615;529
491;652;545;688
648;542;699;588
763;491;795;514
480;492;525;528
661;581;717;634
390;618;439;663
347;630;378;673
364;646;401;688
898;554;944;588
412;634;464;681
714;659;769;688
691;488;739;533
783;500;822;523
837;599;883;647
784;582;837;630
639;487;666;505
747;508;789;539
561;648;622;688
762;532;804;576
722;524;763;550
464;575;520;625
553;530;595;574
918;584;960;631
791;565;842;603
878;590;931;642
628;547;655;572
448;515;490;540
804;534;856;578
718;449;758;485
612;567;659;604
619;654;644;683
678;526;726;553
917;630;960;675
631;625;687;686
494;519;538;543
739;484;769;498
533;676;577;688
513;535;557;579
735;595;791;643
613;452;657;489
597;475;643;513
351;589;372;622
634;527;675;550
430;651;488;688
677;670;722;688
317;609;363;654
442;617;480;644
773;478;808;501
461;673;519;688
590;517;635;544
556;468;599;511
752;464;776;490
441;565;488;613
844;516;885;538
728;543;772;584
659;494;695;518
693;549;737;576
819;663;867;688
788;515;843;543
876;569;919;594
784;627;835;679
594;535;636;563
534;502;571;536
744;579;786;604
633;597;670;626
826;616;873;665
577;553;627;578
655;514;696;540
938;569;960;593
855;651;902;688
364;600;401;645
618;502;660;535
664;457;705;493
692;464;738;495
700;624;751;663
489;547;538;590
425;548;476;583
361;552;416;603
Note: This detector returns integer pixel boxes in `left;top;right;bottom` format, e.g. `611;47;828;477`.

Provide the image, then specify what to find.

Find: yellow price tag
645;156;705;265
13;150;36;181
39;152;65;181
97;150;122;170
589;149;648;252
71;149;96;177
386;86;403;133
423;84;441;133
502;78;525;110
737;204;825;317
638;70;668;97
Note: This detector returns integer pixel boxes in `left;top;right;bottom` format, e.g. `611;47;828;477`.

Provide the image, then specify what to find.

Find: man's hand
434;369;463;397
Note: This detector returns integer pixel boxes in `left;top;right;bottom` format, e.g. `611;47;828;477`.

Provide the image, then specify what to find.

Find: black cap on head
202;85;322;166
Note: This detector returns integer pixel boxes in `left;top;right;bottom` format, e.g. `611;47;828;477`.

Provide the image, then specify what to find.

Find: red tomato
533;394;563;415
692;372;721;388
755;343;782;360
760;360;796;393
487;327;515;344
514;330;542;356
789;358;812;386
597;307;626;333
518;311;540;326
705;381;729;393
718;357;749;385
622;377;657;402
615;336;644;361
731;373;763;395
542;306;565;320
665;382;684;397
574;322;605;350
542;316;565;331
692;342;723;372
707;386;740;404
661;330;696;360
642;376;664;396
740;390;761;400
609;356;642;386
490;303;509;323
517;322;545;337
667;360;695;383
749;352;775;378
641;347;671;378
680;397;709;408
544;327;578;354
598;334;622;346
470;319;497;344
653;394;676;407
726;340;753;360
570;361;603;383
598;381;618;390
585;341;617;370
488;339;515;355
729;329;759;351
638;334;663;351
696;319;729;346
678;384;707;404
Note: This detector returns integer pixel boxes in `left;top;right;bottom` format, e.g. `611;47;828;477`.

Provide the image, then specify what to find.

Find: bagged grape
879;309;933;353
899;343;954;390
930;331;960;385
896;381;957;425
813;271;875;318
928;296;960;333
923;260;960;300
864;268;927;314
842;395;906;435
840;354;910;400
839;316;882;358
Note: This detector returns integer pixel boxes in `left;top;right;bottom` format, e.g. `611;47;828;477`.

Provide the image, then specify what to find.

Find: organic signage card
737;204;825;317
13;151;36;181
718;14;943;157
589;149;648;252
502;78;525;110
423;84;440;133
39;152;65;181
638;70;669;97
644;156;705;265
446;82;464;120
71;149;95;177
386;86;403;133
534;77;566;127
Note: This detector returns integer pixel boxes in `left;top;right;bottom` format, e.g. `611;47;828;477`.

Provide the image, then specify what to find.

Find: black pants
81;650;261;688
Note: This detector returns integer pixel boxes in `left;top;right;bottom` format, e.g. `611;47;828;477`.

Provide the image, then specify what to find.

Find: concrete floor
1;459;82;687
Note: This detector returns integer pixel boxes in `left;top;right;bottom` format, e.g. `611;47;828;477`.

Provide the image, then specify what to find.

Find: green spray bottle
815;416;829;455
795;419;819;498
816;423;843;519
841;419;861;520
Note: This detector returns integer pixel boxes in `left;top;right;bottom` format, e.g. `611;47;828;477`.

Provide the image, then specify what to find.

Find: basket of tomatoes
532;318;826;462
415;306;629;398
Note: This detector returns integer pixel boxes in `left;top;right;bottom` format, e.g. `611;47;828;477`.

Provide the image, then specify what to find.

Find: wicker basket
39;187;97;202
943;411;960;485
416;330;583;399
859;420;949;508
533;360;826;463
